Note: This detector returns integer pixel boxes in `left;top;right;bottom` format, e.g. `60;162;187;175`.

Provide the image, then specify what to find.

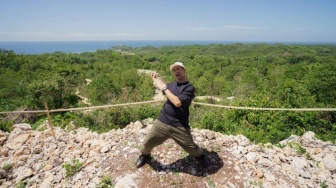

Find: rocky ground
0;119;335;188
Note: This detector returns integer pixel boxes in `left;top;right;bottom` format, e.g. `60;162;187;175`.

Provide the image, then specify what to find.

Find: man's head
170;62;185;71
170;62;187;82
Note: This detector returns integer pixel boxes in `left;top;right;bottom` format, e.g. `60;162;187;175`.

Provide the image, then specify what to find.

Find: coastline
0;40;335;55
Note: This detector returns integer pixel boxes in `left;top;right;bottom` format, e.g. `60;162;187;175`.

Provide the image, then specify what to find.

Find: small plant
170;180;183;186
97;176;114;188
173;172;180;177
305;152;313;160
276;143;286;149
28;180;36;186
16;181;25;188
0;119;13;132
206;177;216;187
249;180;264;188
210;145;221;153
296;146;306;155
320;180;328;188
62;159;82;177
288;142;306;155
257;143;266;152
266;144;273;149
179;150;188;158
2;163;12;171
134;144;141;150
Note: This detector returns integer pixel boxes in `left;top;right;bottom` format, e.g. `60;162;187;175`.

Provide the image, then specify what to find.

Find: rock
264;171;276;181
14;166;33;182
300;131;319;146
12;123;32;131
0;119;335;188
245;152;258;162
299;168;311;179
292;157;309;169
115;173;138;188
323;153;336;171
40;172;54;187
0;131;9;145
5;133;31;150
236;134;250;146
252;169;264;179
280;134;300;145
0;169;7;179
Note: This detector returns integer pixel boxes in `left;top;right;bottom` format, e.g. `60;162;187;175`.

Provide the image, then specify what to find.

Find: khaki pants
141;119;203;157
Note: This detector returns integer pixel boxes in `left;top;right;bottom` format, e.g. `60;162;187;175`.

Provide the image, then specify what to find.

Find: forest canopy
0;43;335;144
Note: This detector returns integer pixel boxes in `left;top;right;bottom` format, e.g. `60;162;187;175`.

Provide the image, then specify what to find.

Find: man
136;62;209;168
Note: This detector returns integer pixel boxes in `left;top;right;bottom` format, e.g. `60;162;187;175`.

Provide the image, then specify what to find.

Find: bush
62;159;82;177
0;119;13;132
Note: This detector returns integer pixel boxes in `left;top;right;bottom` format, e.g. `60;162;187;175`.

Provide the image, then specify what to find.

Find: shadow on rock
148;150;224;177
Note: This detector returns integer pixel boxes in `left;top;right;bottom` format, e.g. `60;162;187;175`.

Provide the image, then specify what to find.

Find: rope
0;100;166;114
0;100;335;114
192;102;336;111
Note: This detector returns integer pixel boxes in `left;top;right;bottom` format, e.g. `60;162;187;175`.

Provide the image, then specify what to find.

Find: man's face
171;66;186;81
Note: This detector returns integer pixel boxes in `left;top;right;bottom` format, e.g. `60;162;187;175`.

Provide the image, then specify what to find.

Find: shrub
62;159;82;177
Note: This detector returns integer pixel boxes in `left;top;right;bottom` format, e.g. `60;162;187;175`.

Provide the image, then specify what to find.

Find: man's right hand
151;72;166;91
151;72;157;79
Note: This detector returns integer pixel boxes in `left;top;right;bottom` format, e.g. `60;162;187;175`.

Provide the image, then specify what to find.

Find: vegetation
2;163;12;171
0;44;335;144
98;176;115;188
62;159;83;177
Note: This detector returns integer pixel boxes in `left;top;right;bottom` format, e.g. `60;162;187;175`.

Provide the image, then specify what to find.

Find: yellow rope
0;100;335;114
192;102;336;111
0;100;166;114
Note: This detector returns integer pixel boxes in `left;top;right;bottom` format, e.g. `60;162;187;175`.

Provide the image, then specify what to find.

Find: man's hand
151;71;181;107
151;72;166;91
151;72;157;79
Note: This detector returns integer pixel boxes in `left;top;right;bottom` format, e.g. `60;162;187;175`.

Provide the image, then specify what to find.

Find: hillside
1;44;336;144
0;120;335;188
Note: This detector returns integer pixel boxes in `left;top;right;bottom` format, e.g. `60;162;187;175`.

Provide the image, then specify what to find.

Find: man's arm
152;72;182;107
163;89;182;107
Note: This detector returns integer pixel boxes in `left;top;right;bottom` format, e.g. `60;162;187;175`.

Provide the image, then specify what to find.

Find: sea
0;40;334;55
0;41;233;55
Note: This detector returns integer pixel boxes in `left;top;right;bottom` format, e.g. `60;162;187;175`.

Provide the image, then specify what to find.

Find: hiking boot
195;154;209;168
136;154;151;168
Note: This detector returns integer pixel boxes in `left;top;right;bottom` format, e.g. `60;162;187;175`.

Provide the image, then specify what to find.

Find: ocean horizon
0;40;335;55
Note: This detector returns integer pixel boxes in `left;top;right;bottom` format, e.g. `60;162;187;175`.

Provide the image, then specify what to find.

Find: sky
0;0;335;43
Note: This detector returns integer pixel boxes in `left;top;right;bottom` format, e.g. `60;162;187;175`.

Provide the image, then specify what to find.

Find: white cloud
0;31;57;41
0;31;54;36
0;31;149;41
186;26;214;31
107;32;134;36
67;32;91;37
223;25;263;30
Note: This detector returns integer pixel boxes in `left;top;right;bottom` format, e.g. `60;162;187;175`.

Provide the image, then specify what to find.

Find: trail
75;89;92;106
75;72;221;105
137;69;166;101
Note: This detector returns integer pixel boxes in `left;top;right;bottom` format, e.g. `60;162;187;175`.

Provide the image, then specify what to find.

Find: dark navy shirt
157;81;195;127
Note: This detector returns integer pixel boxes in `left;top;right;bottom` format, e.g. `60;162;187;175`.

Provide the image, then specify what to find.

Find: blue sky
0;0;335;43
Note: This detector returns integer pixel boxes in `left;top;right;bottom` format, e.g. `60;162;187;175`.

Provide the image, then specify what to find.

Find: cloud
67;32;144;38
0;31;57;40
223;25;263;30
0;31;148;41
186;26;214;31
106;32;135;36
67;32;91;37
0;31;55;36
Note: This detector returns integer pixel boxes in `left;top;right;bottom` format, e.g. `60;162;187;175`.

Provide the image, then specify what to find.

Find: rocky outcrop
0;120;335;188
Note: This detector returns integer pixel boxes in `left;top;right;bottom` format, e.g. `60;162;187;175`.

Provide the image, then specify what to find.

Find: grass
97;176;114;188
2;163;12;171
62;159;83;177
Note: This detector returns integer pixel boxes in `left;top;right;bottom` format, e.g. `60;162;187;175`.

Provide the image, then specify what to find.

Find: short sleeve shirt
157;81;195;127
